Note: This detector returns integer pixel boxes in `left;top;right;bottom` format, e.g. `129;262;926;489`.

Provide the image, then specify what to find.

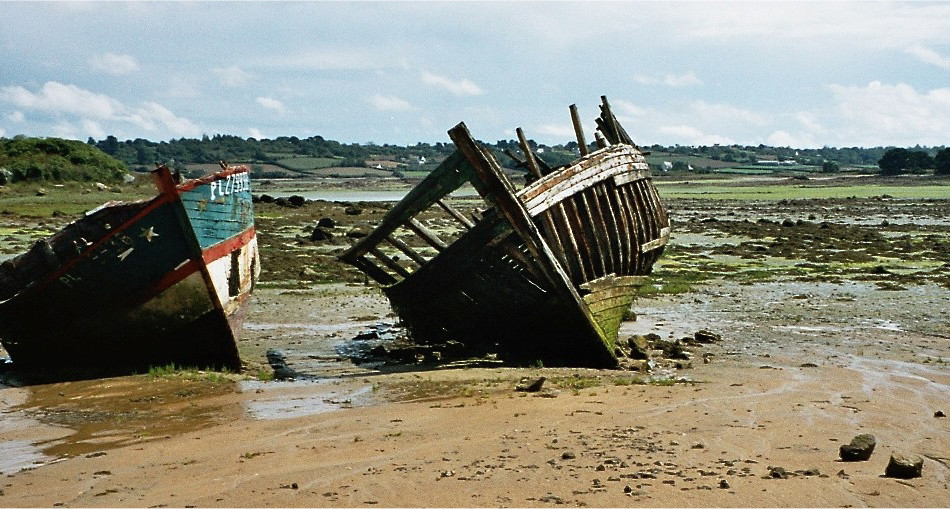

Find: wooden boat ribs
341;96;670;368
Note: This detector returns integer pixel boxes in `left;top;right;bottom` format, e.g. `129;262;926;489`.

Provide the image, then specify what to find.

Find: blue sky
2;1;950;149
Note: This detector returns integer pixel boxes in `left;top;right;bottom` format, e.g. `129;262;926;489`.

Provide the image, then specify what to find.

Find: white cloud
0;127;5;138
534;123;576;139
766;130;817;149
368;94;412;112
0;81;202;139
256;97;286;114
906;44;950;71
90;52;140;75
689;100;769;127
633;72;702;87
214;66;253;87
421;71;483;96
247;128;266;140
6;111;25;123
1;81;124;119
658;125;734;146
664;2;950;48
828;81;950;146
261;48;395;71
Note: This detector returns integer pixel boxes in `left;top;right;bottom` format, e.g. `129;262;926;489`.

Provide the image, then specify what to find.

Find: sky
2;1;950;149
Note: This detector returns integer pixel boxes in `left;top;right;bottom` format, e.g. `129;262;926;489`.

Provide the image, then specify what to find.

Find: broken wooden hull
0;164;259;373
341;97;669;368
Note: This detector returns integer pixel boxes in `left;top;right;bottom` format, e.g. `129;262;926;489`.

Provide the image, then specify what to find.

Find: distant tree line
878;147;950;176
2;130;948;185
87;134;458;173
85;133;947;176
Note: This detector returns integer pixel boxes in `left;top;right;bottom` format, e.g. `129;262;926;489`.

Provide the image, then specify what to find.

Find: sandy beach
2;181;949;507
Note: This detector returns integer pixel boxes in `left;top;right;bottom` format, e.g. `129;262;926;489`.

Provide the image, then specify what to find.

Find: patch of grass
146;363;235;383
549;375;602;392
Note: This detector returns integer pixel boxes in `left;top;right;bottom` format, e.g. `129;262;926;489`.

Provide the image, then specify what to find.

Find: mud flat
0;175;949;507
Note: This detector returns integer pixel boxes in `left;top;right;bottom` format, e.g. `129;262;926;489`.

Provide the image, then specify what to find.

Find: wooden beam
516;127;543;179
406;217;448;251
570;104;589;156
436;199;475;229
340;150;469;262
385;234;428;266
369;247;412;279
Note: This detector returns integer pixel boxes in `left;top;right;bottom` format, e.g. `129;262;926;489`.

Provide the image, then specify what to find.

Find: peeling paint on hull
0;164;259;374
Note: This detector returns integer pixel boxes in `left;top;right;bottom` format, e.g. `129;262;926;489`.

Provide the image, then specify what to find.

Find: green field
655;181;950;200
274;156;342;172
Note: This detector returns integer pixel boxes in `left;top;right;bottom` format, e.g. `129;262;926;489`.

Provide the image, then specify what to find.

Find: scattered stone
258;194;275;203
935;410;946;418
266;349;300;380
801;467;820;476
839;433;876;462
766;466;788;479
718;479;730;489
345;228;369;239
884;452;924;479
344;205;363;215
561;451;576;460
836;469;849;479
693;329;721;343
516;377;546;392
299;267;318;280
287;195;306;207
310;226;333;241
317;217;336;228
800;362;819;368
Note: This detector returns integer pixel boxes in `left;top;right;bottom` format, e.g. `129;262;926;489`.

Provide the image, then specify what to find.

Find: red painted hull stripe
202;227;256;264
144;227;256;300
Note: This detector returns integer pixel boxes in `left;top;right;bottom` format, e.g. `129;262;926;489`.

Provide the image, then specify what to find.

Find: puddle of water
0;440;47;475
240;379;374;420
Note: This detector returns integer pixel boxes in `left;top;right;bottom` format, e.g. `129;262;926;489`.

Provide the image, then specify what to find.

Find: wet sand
1;279;949;507
1;179;949;507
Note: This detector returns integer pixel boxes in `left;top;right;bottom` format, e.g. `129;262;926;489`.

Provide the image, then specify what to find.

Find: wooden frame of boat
340;97;670;368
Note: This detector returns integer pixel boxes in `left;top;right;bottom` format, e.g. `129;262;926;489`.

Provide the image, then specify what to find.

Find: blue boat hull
0;164;258;374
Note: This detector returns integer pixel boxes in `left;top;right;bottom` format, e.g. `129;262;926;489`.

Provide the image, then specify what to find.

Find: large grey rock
884;453;923;479
839;433;876;462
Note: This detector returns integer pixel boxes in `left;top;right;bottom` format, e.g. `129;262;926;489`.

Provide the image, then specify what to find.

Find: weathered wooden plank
570;104;589;156
535;209;571;281
369;246;412;279
352;255;397;286
340;150;469;262
385;234;428;266
559;199;595;281
578;190;607;277
619;184;647;274
516;127;543;179
521;149;649;216
406;217;448;251
436;199;475;229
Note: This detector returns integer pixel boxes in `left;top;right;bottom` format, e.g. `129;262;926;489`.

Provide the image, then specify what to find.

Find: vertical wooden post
516;127;543;179
570;104;589;156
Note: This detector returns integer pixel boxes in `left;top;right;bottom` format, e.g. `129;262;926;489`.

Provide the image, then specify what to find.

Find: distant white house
418;156;427;165
662;161;673;171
